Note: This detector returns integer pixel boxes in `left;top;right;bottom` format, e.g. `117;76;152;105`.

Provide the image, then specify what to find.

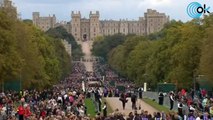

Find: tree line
0;10;72;89
46;26;84;60
92;15;213;89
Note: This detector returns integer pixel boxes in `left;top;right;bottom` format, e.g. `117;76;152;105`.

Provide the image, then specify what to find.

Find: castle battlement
33;9;169;40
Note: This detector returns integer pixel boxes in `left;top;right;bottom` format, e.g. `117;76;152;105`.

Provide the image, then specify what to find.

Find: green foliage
22;19;33;24
200;15;213;86
143;98;170;113
0;11;22;82
0;10;71;90
93;17;213;89
85;98;96;117
46;26;84;60
92;34;127;60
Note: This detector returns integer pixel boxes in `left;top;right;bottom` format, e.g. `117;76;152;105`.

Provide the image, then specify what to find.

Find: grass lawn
85;98;96;117
85;98;113;118
143;98;170;113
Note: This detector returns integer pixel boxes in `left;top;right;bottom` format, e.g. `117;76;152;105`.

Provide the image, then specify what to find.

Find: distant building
144;9;169;35
0;0;17;18
32;9;169;40
70;9;169;41
61;39;72;57
32;12;56;31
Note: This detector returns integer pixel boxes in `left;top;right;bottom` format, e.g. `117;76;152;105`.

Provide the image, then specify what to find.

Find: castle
0;0;17;19
32;12;56;32
33;9;169;41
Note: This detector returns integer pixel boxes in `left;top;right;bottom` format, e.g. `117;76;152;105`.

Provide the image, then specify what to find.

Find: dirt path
105;97;158;116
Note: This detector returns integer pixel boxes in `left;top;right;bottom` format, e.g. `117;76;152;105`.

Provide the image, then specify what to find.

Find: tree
92;34;126;60
0;11;22;85
0;10;72;90
199;15;213;85
46;26;83;60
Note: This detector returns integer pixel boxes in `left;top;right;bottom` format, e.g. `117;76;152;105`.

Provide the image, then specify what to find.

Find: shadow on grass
85;98;114;118
143;98;171;113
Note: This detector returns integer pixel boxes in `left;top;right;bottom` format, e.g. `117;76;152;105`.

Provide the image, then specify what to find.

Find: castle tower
89;11;100;41
1;0;17;19
32;12;40;26
32;12;56;31
51;14;56;28
80;18;90;41
144;9;169;35
71;11;81;41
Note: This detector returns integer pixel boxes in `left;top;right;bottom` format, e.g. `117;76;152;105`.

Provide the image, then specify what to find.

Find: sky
11;0;213;22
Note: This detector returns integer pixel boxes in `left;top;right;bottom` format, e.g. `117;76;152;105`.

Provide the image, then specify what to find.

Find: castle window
94;28;96;32
114;29;115;33
94;34;96;36
123;29;125;32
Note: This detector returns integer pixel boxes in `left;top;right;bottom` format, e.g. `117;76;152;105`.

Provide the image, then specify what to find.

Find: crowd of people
166;89;213;120
93;60;135;98
1;59;213;120
0;62;90;120
94;109;183;120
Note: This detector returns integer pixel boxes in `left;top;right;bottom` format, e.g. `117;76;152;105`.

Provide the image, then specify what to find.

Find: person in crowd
94;88;102;113
138;87;143;99
17;102;25;120
169;91;175;110
24;105;31;120
102;102;107;117
209;105;213;118
115;89;119;97
161;111;166;120
177;101;184;119
133;110;140;120
200;112;211;120
103;87;108;97
158;92;164;105
131;93;137;110
182;101;189;120
119;92;128;110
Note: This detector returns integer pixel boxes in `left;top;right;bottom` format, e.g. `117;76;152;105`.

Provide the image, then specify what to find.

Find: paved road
105;97;158;116
79;41;94;72
81;41;92;56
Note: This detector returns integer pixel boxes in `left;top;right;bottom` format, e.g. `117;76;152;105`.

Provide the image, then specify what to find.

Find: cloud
138;0;172;8
12;0;213;22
